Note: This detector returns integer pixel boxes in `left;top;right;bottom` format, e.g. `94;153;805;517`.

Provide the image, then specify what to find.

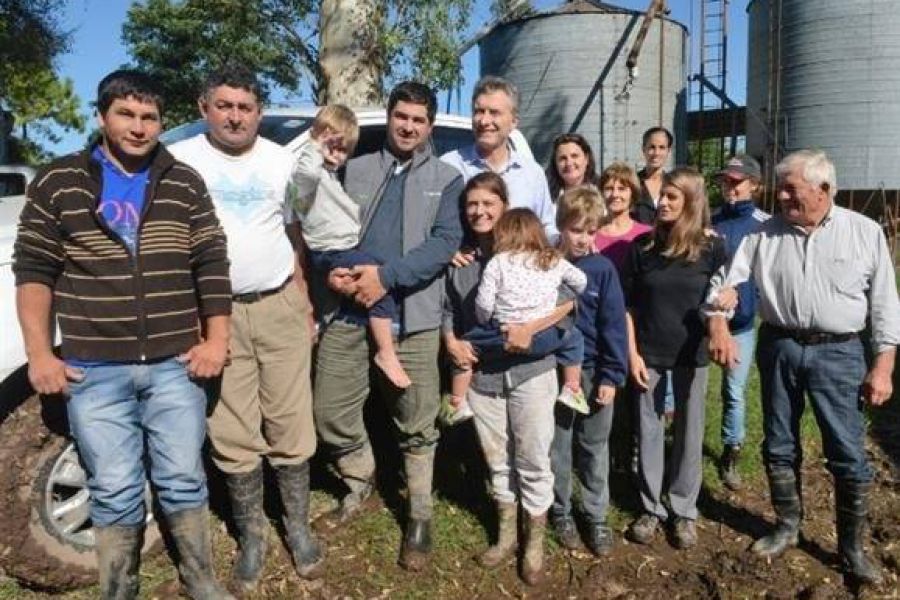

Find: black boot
275;462;324;579
399;451;434;571
224;465;268;593
167;506;234;600
835;479;882;586
720;444;743;491
751;467;802;558
95;524;143;600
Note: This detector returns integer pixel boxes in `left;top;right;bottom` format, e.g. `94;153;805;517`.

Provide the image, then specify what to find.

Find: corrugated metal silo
479;1;689;169
747;0;900;193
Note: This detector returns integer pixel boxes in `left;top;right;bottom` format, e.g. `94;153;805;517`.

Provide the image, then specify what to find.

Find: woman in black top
621;167;727;549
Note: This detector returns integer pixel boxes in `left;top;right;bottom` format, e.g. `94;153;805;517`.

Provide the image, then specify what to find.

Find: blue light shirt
442;143;557;238
92;146;149;254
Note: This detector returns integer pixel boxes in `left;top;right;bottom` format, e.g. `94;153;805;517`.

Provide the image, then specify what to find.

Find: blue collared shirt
441;143;557;238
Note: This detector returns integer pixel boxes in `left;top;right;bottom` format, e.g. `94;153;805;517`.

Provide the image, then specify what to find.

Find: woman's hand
450;249;476;268
630;352;650;390
501;322;534;353
446;338;478;369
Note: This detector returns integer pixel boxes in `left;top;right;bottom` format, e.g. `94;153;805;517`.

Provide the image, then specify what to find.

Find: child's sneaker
439;394;474;426
557;385;589;415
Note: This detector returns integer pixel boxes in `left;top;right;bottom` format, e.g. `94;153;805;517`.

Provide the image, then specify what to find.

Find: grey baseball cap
717;154;762;180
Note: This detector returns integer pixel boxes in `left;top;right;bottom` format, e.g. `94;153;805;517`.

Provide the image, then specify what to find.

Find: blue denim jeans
550;366;614;525
756;326;872;482
720;327;756;447
66;358;209;526
463;320;583;367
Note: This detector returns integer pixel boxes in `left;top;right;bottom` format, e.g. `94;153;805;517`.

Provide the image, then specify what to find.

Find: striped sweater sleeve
13;168;66;287
184;171;232;317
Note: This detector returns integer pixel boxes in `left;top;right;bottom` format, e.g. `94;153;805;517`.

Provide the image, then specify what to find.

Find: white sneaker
557;386;590;415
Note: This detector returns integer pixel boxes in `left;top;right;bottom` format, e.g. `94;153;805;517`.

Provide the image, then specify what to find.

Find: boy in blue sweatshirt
711;155;769;490
549;187;628;555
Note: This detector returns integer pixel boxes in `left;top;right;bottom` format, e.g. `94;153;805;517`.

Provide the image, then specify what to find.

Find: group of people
11;64;898;600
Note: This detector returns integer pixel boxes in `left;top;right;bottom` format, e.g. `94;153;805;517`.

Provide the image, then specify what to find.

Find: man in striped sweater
13;70;233;600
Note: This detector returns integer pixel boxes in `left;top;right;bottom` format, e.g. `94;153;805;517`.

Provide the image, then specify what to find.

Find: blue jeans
463;320;583;367
720;327;756;447
550;366;614;524
756;326;872;482
309;248;395;319
66;358;209;526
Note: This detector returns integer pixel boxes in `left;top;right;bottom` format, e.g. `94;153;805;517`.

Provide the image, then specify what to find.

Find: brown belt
232;277;291;304
762;324;860;346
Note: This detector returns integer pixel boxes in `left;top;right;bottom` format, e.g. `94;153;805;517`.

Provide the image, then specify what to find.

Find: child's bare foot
374;351;412;388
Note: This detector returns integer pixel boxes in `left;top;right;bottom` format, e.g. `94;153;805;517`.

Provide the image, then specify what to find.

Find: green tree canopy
122;0;475;127
0;0;85;163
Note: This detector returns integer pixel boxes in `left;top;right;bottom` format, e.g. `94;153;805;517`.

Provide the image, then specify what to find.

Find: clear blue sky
51;0;750;156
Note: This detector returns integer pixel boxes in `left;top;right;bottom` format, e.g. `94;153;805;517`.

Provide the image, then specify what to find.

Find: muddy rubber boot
224;465;268;593
167;506;235;600
835;479;882;586
751;468;802;558
322;445;376;529
275;461;324;580
479;501;517;568
399;450;434;572
521;512;546;586
720;444;742;491
95;524;143;600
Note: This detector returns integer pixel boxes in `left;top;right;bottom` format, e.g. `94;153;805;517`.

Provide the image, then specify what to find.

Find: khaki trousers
208;283;316;474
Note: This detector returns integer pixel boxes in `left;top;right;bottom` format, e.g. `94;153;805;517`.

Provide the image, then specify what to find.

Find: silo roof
497;1;688;33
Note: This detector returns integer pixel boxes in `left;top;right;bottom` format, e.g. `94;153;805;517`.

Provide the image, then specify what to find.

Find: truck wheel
0;392;161;590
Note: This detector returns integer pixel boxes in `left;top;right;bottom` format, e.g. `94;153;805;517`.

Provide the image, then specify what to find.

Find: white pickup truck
0;110;516;590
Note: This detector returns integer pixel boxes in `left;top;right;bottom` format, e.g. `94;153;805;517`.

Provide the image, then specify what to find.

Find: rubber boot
751;468;802;558
835;479;882;586
399;450;434;572
224;465;268;593
479;501;517;568
167;506;235;600
720;444;743;491
521;512;546;586
275;461;324;580
95;524;143;600
324;445;375;528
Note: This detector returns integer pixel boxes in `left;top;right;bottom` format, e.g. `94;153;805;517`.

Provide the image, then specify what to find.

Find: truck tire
0;389;161;590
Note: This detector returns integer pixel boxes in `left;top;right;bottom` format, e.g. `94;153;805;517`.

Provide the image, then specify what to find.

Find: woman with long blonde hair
621;167;727;549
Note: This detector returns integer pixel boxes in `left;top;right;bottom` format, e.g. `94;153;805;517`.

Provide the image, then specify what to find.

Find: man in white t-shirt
169;66;322;593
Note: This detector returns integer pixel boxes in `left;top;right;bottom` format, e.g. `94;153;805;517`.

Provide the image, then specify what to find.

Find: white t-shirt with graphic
169;135;296;294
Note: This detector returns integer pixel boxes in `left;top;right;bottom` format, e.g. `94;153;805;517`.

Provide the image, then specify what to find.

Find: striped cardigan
13;145;232;361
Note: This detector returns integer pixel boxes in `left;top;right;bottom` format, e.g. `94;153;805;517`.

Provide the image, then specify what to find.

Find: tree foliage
0;0;84;163
122;0;475;125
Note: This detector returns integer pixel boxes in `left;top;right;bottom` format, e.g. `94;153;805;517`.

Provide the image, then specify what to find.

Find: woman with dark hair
442;172;575;585
621;167;727;549
632;126;674;224
546;133;599;199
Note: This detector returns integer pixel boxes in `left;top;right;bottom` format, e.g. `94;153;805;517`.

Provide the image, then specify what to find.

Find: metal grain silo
479;1;688;169
747;0;900;193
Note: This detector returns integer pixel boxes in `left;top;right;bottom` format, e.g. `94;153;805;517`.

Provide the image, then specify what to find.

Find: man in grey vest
313;81;464;571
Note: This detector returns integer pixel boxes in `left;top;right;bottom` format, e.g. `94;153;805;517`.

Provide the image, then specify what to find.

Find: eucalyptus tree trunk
318;0;384;106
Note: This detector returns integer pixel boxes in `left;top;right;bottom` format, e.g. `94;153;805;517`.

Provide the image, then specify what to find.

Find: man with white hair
442;75;556;237
705;149;899;586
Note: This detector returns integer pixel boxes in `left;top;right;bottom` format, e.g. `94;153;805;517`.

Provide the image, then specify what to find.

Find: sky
49;0;750;155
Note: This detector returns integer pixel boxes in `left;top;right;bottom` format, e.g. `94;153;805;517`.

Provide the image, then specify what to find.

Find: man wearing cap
705;149;899;586
710;154;769;490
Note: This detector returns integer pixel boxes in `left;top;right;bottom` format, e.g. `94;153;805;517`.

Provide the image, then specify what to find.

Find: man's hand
596;384;616;406
351;265;387;308
502;322;534;354
327;267;356;295
713;286;739;311
446;338;478;370
450;249;476;268
28;352;83;395
862;367;893;406
179;338;229;379
629;352;650;390
708;316;739;369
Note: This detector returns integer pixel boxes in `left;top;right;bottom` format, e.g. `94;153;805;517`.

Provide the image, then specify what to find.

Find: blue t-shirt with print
92;146;149;254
